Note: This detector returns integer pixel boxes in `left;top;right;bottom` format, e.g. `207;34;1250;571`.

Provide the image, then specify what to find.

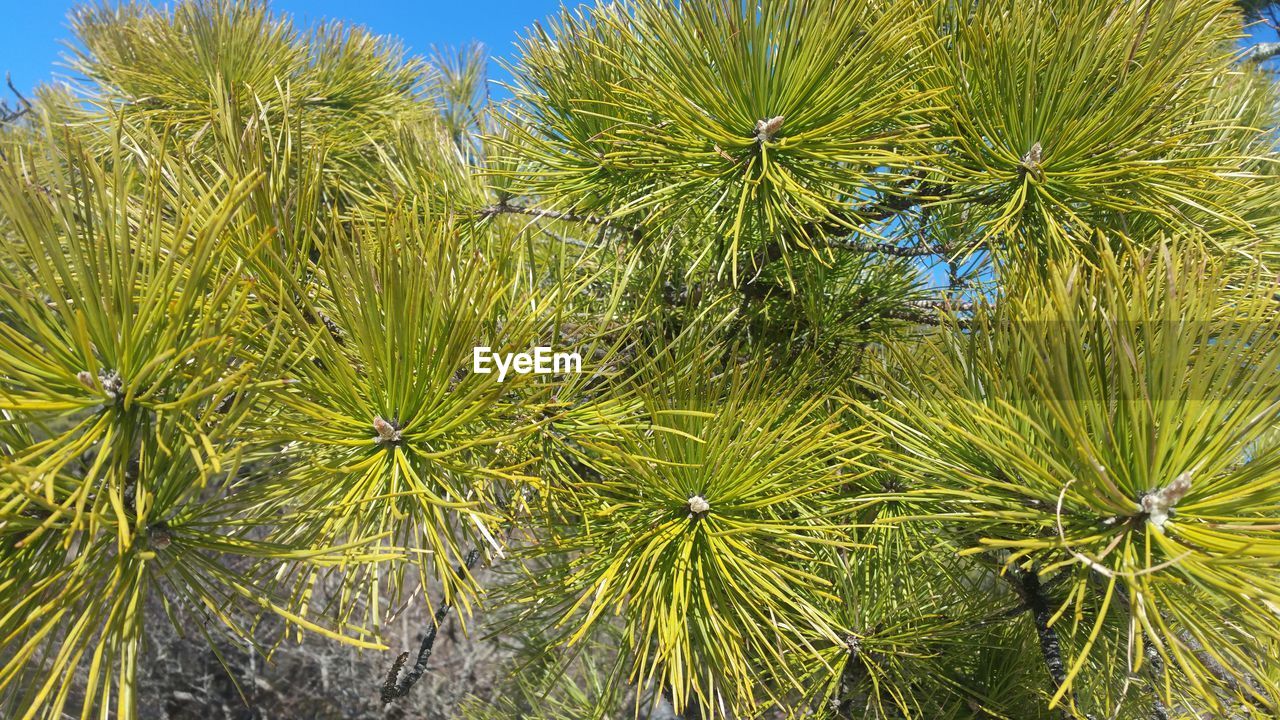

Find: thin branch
904;298;979;312
881;308;944;326
812;184;992;259
1;73;32;126
4;74;29;109
1244;41;1280;63
479;201;616;227
1267;6;1280;32
1002;568;1090;720
881;298;983;326
380;549;481;704
1142;640;1170;720
1089;574;1233;720
825;238;949;257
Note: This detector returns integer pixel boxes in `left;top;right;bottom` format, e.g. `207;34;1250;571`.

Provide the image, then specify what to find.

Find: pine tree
1;1;1278;718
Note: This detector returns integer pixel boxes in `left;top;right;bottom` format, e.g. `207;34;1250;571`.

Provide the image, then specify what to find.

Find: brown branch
826;239;949;257
478;201;615;227
1142;640;1170;720
4;74;29;108
1;73;32;126
380;549;481;704
809;183;997;259
904;298;979;313
881;308;944;326
1002;568;1092;720
1091;570;1263;710
879;298;984;326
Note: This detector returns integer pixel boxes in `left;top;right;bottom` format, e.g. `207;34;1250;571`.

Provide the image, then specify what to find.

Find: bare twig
825;238;950;257
1244;41;1280;63
479;201;617;228
880;298;983;327
380;549;481;704
1;73;32;126
879;309;943;326
4;74;29;108
1001;567;1090;720
904;298;978;312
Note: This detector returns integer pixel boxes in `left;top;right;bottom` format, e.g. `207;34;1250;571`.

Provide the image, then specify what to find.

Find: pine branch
881;308;945;326
482;183;964;261
1142;640;1170;720
904;298;979;312
479;201;616;228
380;549;481;704
1244;41;1280;63
882;298;982;326
1;73;31;126
736;276;979;326
1004;568;1091;720
834;637;871;718
824;238;949;257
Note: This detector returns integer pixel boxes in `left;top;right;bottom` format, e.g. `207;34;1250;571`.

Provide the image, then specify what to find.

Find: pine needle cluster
1;1;1278;718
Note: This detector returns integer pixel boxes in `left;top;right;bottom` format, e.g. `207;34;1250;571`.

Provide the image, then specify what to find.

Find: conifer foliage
1;1;1278;718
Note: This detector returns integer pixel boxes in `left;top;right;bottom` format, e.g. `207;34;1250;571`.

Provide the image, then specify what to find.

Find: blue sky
0;1;572;99
4;2;1277;101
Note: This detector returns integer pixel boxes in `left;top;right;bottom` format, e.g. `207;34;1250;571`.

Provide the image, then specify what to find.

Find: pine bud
373;416;402;444
687;494;710;517
76;370;97;391
1022;141;1042;166
148;522;172;550
844;634;861;656
755;116;784;143
1019;142;1044;181
98;370;122;400
1140;472;1191;529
